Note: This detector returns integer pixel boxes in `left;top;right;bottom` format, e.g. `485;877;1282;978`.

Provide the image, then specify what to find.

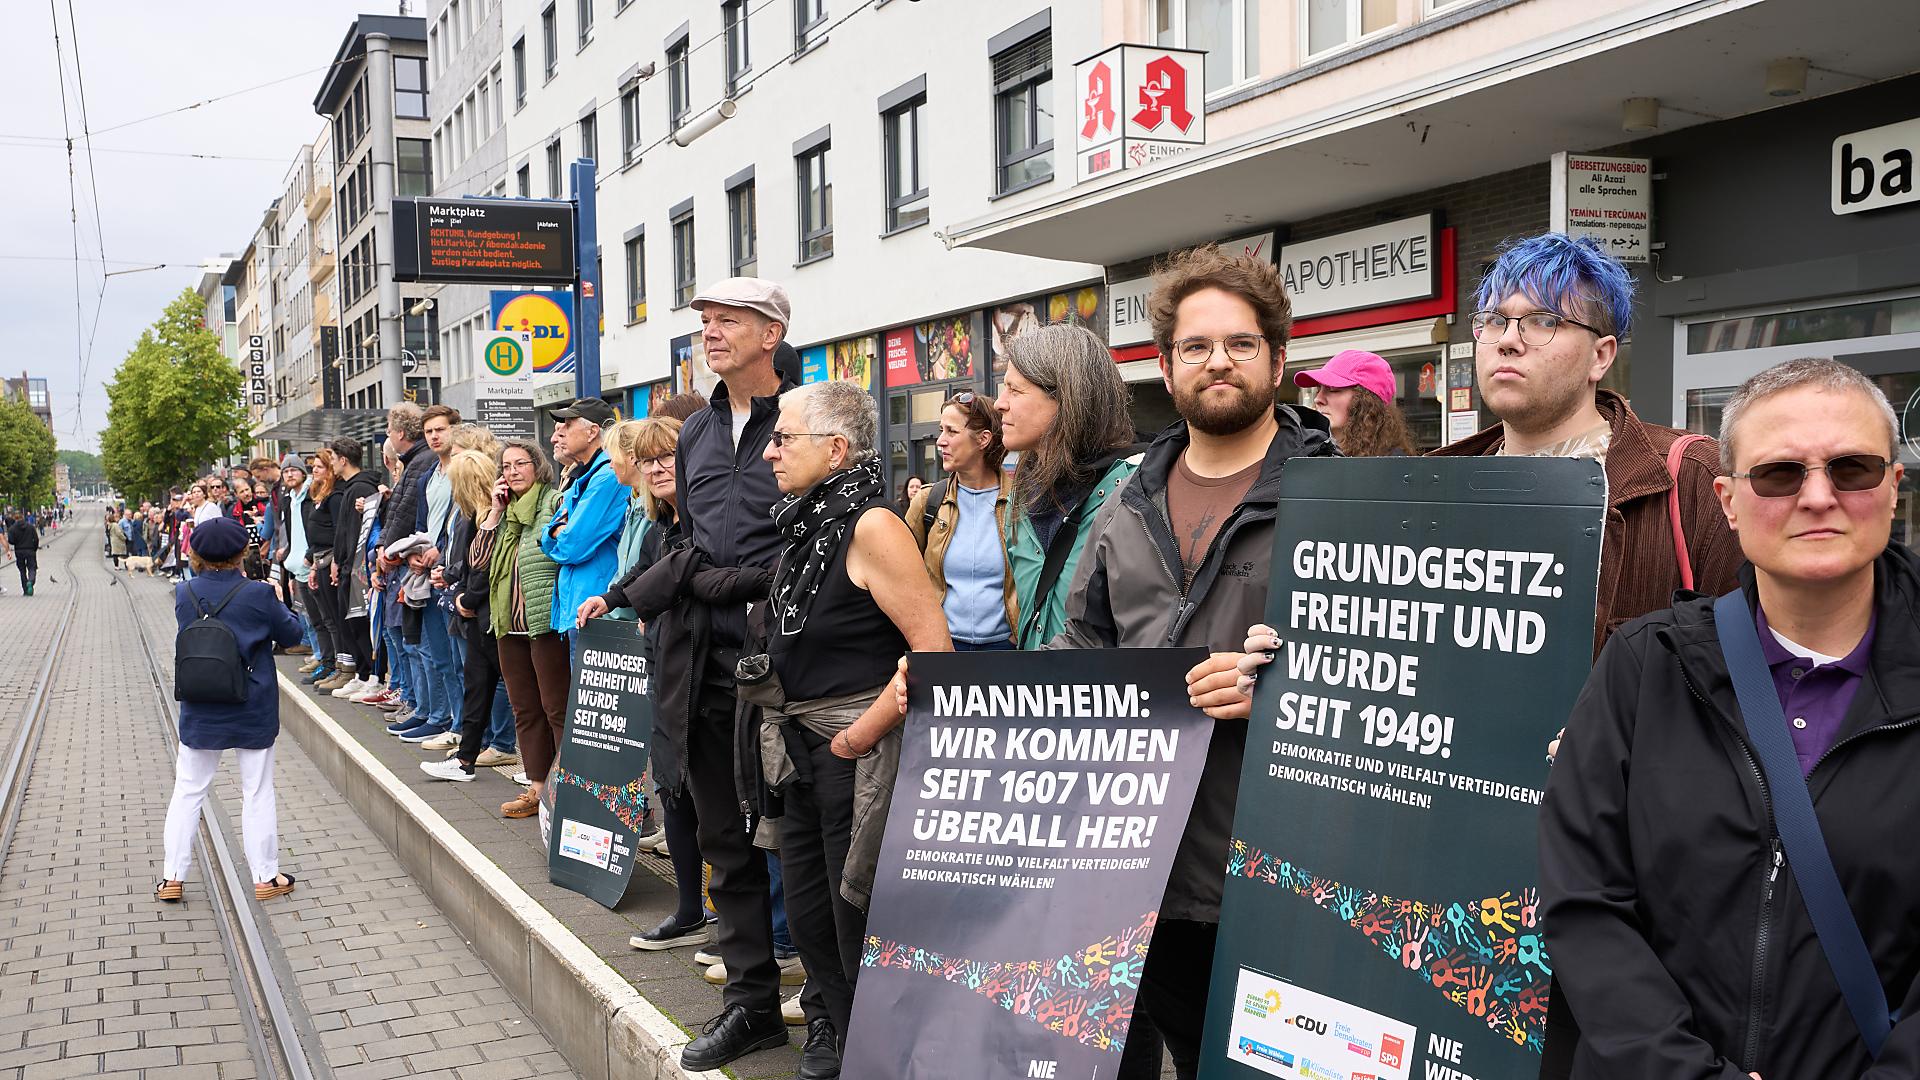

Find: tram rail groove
114;553;335;1080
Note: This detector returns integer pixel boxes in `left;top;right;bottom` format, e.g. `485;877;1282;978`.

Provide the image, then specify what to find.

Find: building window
577;0;593;48
513;39;527;108
795;0;827;52
397;138;432;197
796;143;832;263
1154;0;1258;94
1305;0;1395;59
492;65;505;127
395;56;428;118
883;93;928;233
991;30;1053;195
579;112;598;165
547;139;564;197
728;181;757;277
723;0;750;94
517;163;531;197
667;40;690;129
620;86;641;163
542;3;558;79
624;234;646;323
671;209;695;308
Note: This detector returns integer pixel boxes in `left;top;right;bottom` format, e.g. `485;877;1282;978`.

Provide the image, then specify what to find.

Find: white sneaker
693;946;722;967
420;759;475;783
331;677;369;698
782;988;806;1026
420;730;460;751
633;828;664;851
350;681;389;703
511;771;530;786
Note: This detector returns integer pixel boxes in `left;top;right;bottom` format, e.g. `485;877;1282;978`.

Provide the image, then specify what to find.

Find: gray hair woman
994;323;1137;647
753;379;950;1074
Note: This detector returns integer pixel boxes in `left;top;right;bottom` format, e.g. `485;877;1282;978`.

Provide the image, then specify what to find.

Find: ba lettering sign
1074;45;1207;184
1832;116;1919;215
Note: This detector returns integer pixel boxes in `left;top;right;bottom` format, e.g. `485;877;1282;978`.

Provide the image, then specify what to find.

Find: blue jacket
174;570;303;751
539;448;627;634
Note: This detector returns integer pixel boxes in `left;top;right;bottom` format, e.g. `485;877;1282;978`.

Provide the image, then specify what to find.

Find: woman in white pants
157;516;304;903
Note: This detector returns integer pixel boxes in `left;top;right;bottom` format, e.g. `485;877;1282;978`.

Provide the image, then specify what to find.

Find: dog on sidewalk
124;554;156;576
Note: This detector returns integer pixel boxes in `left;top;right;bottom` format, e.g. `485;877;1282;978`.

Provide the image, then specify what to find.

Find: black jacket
379;442;431;542
7;520;39;551
305;488;341;553
441;509;477;637
1540;547;1920;1080
333;472;380;564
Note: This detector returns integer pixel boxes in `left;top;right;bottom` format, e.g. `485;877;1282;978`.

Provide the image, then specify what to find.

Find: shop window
1304;0;1395;60
796;142;832;263
1686;296;1920;354
724;0;751;94
884;91;929;233
620;86;641;164
991;29;1052;195
1154;0;1259;95
624;234;646;323
395;57;428;118
729;181;758;277
672;209;695;308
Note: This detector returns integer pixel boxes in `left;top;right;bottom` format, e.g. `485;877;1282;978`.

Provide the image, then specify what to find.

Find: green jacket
1005;455;1138;649
489;483;561;638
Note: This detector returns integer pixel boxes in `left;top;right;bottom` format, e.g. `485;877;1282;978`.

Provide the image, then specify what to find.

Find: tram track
0;508;330;1080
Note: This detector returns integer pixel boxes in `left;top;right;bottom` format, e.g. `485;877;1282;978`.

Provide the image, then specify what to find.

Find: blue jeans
767;853;794;954
298;607;318;653
420;605;462;730
954;638;1016;651
489;678;515;751
401;635;445;727
383;625;412;699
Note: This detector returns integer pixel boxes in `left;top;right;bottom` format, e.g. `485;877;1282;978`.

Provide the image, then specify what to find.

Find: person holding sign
1046;243;1336;1078
995;324;1138;648
1541;358;1920;1079
755;380;952;1078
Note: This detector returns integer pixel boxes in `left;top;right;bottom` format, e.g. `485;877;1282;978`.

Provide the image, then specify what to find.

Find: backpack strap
1714;590;1893;1057
187;580;248;620
1665;434;1709;591
920;480;948;541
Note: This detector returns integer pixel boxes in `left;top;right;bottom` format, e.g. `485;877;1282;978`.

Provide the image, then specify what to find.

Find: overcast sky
5;2;383;453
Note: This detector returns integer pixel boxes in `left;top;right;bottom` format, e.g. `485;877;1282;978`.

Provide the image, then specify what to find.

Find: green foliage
0;396;57;509
101;289;249;500
56;449;104;486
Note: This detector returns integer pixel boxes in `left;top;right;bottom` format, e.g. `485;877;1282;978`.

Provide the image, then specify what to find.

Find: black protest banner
546;617;655;908
1198;457;1605;1080
843;648;1214;1080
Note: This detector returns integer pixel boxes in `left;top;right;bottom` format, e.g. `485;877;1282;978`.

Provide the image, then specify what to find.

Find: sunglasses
1732;454;1891;498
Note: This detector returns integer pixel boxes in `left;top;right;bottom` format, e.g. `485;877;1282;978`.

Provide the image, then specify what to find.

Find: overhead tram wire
89;66;329;137
46;0;87;438
65;0;111;408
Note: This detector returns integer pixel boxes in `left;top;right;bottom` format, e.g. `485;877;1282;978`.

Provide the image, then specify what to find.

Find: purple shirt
1755;606;1874;776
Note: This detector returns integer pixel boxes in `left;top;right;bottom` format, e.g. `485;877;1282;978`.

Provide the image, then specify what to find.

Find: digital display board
392;197;577;285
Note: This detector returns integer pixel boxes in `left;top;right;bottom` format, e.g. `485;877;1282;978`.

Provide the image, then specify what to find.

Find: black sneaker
797;1018;840;1080
628;913;711;951
680;1004;786;1071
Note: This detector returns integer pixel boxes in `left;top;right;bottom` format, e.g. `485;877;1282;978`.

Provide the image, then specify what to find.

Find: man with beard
1045;243;1336;1078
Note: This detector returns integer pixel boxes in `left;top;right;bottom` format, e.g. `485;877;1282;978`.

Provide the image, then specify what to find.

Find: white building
491;0;1105;478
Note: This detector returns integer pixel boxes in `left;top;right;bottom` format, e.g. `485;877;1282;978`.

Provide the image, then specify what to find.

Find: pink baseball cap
1293;350;1396;404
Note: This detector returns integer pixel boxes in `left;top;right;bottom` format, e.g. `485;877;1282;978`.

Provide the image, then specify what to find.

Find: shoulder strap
187;579;249;620
921;480;948;537
1713;590;1892;1057
1030;494;1097;624
1665;434;1709;590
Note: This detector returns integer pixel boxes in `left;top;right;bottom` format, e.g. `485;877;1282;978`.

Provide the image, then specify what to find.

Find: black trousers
1133;918;1217;1080
334;570;372;672
777;727;865;1042
16;551;35;591
302;576;339;668
685;696;780;1016
661;787;706;925
456;625;505;766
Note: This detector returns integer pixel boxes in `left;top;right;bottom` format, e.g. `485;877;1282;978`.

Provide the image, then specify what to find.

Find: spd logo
490;290;574;373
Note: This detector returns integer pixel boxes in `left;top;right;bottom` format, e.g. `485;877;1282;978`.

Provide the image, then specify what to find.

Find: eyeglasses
639;453;676;471
1469;310;1603;346
768;431;833;448
1732;454;1891;498
1171;334;1268;365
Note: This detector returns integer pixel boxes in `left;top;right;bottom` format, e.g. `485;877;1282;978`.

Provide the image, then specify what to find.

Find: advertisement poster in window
884;328;919;387
801;345;830;385
671;332;718;399
990;286;1105;374
830;335;876;388
916;315;975;382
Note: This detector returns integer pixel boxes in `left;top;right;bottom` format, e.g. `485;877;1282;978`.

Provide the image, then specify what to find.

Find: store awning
253;408;390;449
944;0;1917;267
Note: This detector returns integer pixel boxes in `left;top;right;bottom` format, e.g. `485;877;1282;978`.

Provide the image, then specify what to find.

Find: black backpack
176;581;251;704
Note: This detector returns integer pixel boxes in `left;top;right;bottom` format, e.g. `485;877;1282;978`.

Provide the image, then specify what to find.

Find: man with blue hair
1433;235;1744;1076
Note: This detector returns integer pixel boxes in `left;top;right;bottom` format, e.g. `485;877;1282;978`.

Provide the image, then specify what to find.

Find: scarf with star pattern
768;455;887;637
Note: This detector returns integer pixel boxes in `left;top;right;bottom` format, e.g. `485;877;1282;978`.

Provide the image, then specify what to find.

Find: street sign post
474;330;537;443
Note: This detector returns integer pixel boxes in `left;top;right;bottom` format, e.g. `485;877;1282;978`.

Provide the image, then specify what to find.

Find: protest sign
844;649;1215;1080
546;617;655;908
1199;457;1605;1080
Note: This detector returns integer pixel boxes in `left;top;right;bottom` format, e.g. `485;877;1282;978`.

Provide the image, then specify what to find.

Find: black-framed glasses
1469;310;1603;346
639;452;676;471
1732;454;1891;498
768;431;834;448
1171;334;1268;365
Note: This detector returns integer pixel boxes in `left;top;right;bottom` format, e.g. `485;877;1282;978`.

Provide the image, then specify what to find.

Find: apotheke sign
1279;214;1438;320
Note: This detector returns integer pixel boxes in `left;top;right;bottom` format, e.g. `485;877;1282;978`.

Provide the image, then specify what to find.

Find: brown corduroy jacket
1429;389;1744;659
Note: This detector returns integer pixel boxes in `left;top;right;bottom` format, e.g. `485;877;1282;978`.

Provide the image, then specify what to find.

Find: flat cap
691;277;791;327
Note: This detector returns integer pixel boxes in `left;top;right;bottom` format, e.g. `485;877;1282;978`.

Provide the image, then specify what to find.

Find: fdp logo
484;336;527;377
490;291;574;373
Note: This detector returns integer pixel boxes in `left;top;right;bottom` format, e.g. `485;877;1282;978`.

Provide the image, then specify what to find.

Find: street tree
101;289;248;500
0;396;57;510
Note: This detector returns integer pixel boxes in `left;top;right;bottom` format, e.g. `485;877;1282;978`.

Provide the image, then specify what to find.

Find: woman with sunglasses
995;323;1139;648
906;391;1018;650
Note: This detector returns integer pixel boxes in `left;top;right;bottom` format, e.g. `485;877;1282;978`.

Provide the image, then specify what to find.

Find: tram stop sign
475;330;537;442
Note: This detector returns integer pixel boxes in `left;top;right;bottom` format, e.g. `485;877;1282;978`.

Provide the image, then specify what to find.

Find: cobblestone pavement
0;521;87;752
0;511;570;1080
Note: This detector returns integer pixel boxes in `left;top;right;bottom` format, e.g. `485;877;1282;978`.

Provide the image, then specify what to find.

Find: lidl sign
489;290;574;373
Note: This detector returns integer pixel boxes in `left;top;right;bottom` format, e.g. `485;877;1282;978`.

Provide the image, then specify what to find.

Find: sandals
154;879;183;904
254;873;297;901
